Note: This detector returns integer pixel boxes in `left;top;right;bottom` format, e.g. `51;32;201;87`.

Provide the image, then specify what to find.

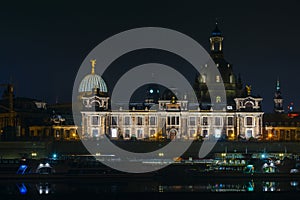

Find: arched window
216;75;220;83
245;101;254;110
216;96;221;103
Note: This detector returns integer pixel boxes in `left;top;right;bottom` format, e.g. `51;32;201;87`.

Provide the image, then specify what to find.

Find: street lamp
268;133;273;140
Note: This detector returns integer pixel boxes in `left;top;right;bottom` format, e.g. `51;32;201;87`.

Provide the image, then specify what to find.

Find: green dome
79;73;108;93
79;60;108;93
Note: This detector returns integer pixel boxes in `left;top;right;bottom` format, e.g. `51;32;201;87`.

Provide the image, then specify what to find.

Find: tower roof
211;21;222;37
274;78;282;99
78;59;108;93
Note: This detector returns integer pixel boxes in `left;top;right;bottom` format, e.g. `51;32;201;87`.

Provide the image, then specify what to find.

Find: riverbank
1;140;300;159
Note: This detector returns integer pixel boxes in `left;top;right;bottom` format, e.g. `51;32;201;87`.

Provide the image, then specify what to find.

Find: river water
1;177;300;199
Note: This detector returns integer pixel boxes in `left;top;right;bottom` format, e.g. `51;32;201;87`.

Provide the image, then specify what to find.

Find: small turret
273;78;284;113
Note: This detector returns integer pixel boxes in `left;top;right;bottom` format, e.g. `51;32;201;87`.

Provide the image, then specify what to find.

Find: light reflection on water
1;179;300;196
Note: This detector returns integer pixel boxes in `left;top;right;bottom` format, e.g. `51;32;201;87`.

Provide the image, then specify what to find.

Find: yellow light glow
31;152;37;157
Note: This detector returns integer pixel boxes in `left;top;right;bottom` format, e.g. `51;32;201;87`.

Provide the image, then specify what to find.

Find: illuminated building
28;103;78;141
194;21;244;109
0;85;49;140
80;48;264;141
263;113;300;141
79;23;263;141
0;85;78;141
264;80;300;141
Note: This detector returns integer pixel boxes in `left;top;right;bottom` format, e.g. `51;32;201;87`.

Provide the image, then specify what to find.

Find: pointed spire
211;18;222;37
276;77;280;91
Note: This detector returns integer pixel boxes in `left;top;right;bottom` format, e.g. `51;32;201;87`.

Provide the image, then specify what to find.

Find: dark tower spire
274;78;284;113
210;19;224;59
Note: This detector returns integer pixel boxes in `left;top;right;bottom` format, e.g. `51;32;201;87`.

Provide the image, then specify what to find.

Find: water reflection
16;183;27;195
262;181;278;192
6;179;300;196
291;181;298;187
36;182;52;195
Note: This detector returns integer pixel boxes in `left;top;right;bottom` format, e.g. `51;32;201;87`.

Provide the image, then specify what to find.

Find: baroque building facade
79;24;264;141
81;91;263;141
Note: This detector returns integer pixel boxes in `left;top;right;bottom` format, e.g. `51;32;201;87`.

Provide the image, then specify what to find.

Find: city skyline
0;1;299;112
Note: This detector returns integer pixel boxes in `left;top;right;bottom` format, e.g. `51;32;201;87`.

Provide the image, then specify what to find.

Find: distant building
0;84;49;140
263;79;300;141
264;112;300;141
0;84;78;141
28;103;78;141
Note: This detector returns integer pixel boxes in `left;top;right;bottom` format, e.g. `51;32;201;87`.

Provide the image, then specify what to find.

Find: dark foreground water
1;177;300;200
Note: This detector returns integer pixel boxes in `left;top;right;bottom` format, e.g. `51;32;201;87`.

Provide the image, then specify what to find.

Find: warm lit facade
79;23;264;141
263;113;300;141
81;94;264;141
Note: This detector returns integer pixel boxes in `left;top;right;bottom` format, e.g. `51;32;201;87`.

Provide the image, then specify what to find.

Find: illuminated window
189;129;196;138
92;129;99;137
216;75;220;83
149;116;156;126
91;116;99;126
137;129;143;138
124;116;131;125
216;96;221;103
228;130;234;137
189;117;196;126
111;128;118;138
150;129;156;137
124;129;130;138
246;129;252;138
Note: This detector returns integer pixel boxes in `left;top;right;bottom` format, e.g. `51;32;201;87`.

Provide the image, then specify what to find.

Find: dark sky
0;0;299;113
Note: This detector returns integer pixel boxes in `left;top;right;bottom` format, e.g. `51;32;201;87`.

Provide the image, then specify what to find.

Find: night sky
0;0;299;113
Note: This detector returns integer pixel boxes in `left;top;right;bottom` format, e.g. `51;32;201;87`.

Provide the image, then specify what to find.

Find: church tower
210;20;224;59
273;78;284;113
194;20;243;109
